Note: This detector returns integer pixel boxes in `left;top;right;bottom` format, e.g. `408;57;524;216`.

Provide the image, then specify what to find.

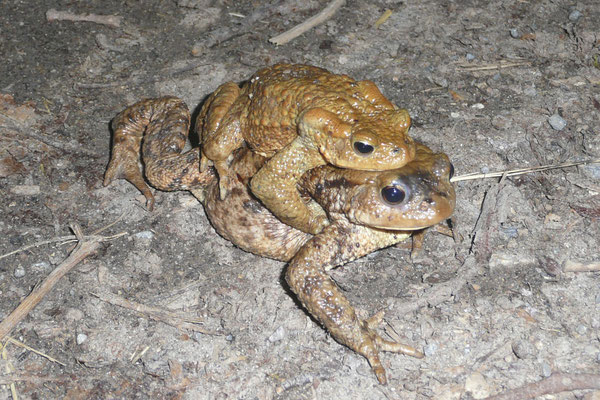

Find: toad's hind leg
104;96;209;210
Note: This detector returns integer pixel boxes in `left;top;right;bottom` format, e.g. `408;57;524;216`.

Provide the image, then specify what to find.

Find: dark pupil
382;186;405;204
354;141;374;154
449;163;455;179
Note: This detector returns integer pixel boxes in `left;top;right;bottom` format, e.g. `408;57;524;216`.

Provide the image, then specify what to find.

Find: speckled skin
203;144;454;384
104;97;455;384
104;96;208;209
197;63;415;234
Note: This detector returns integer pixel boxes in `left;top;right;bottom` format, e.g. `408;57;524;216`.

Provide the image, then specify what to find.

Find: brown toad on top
197;63;415;234
104;97;455;384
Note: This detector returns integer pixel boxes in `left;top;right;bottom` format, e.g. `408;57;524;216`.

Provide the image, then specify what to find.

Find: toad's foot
286;222;420;384
359;310;424;385
212;159;235;200
104;142;155;210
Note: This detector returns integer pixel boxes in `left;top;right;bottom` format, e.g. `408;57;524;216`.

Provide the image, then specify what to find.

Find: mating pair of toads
104;64;455;384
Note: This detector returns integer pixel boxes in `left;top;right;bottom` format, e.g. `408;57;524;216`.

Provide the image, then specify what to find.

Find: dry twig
91;290;220;335
452;158;600;182
0;232;125;260
0;225;103;341
485;372;600;400
46;8;122;28
395;173;505;314
269;0;346;45
563;260;600;272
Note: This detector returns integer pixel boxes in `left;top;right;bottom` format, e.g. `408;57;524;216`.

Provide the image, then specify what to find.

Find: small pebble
509;28;520;38
496;296;513;310
32;261;50;270
10;185;40;196
581;164;600;180
576;324;587;335
225;334;235;342
267;326;286;343
491;115;511;129
548;114;567;131
501;226;519;238
471;103;485;109
512;340;535;359
466;53;475;61
568;10;582;22
135;230;155;240
423;343;438;357
465;372;491;399
14;266;25;278
519;288;532;297
450;112;460;118
76;333;88;345
433;76;449;88
65;308;84;321
524;86;537;96
481;166;490;174
134;230;155;248
540;361;552;377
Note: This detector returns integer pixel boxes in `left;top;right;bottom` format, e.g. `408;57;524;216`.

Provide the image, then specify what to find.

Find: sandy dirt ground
1;0;599;399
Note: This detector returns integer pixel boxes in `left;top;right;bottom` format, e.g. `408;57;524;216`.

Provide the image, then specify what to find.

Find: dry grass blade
5;337;65;366
374;9;392;28
457;59;531;71
1;340;19;400
451;159;600;182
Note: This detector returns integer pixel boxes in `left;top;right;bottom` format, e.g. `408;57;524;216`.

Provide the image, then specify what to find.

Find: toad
103;97;455;384
197;63;415;234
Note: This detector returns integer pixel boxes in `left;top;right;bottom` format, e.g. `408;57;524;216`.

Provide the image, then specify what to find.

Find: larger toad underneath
104;97;455;384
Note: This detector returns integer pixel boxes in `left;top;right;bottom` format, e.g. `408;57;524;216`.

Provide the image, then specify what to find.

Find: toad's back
238;64;397;154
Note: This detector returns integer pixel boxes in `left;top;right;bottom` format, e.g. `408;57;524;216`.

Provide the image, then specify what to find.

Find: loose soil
1;0;599;399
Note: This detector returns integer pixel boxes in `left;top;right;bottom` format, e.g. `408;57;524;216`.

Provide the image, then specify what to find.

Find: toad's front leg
250;137;330;235
285;222;422;384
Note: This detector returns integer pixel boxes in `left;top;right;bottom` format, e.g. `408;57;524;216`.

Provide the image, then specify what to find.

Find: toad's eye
354;141;374;154
449;163;455;179
381;185;406;205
